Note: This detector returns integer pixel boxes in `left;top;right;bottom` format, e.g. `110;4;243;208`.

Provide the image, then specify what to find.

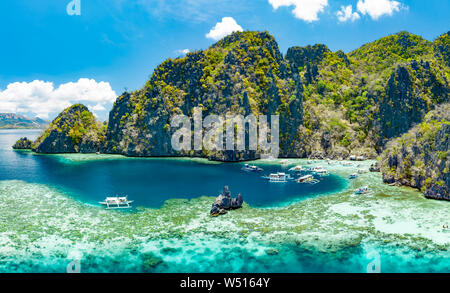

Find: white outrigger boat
310;166;329;176
297;174;320;184
99;196;134;209
354;186;372;195
315;169;329;176
262;172;292;183
242;164;263;172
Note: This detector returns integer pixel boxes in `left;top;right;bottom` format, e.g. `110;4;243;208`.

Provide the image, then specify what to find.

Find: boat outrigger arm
99;196;134;209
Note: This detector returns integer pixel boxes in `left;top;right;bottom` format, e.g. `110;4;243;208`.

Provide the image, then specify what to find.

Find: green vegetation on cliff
288;31;449;158
105;31;303;160
12;137;33;150
379;103;449;200
33;104;106;153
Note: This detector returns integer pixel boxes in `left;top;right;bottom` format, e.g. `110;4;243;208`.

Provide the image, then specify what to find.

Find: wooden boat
242;164;263;172
297;175;319;184
288;165;303;172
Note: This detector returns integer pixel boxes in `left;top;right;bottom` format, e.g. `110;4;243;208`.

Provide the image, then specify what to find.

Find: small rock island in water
12;137;33;150
210;186;243;216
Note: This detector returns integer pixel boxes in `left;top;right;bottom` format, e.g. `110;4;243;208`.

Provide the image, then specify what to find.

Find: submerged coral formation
0;159;448;273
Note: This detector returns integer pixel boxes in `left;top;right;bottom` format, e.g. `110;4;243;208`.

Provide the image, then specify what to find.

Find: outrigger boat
315;169;329;176
99;196;134;209
354;186;372;195
262;172;292;182
297;175;320;184
288;165;303;172
349;173;358;179
310;166;329;176
242;164;263;172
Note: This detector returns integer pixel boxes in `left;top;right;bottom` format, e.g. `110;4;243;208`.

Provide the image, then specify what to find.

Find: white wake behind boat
99;196;134;209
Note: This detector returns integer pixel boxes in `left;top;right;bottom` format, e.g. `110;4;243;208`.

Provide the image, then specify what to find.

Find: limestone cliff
379;103;449;200
33;104;106;153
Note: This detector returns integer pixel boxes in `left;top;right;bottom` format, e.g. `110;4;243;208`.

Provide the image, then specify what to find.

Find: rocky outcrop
378;60;449;144
12;137;33;150
434;31;450;67
379;103;450;200
285;44;330;84
210;186;243;216
32;104;105;154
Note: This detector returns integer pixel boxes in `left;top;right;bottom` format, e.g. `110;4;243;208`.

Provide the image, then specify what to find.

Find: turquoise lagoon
0;129;449;273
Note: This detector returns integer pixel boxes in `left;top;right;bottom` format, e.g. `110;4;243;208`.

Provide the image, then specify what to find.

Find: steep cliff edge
379;103;449;200
33;104;106;153
292;31;449;159
103;31;303;161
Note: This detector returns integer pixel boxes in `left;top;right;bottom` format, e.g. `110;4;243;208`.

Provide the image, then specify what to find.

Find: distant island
0;113;47;129
13;30;449;200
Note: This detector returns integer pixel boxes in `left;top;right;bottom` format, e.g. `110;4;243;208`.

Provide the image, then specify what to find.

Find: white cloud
175;49;191;56
357;0;402;20
0;78;117;119
206;17;243;41
91;104;107;111
337;5;360;22
268;0;328;22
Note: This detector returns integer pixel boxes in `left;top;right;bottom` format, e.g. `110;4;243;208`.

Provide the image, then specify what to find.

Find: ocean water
0;130;347;208
0;129;449;273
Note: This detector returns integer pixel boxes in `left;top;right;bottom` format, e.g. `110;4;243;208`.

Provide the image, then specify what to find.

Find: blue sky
0;0;448;120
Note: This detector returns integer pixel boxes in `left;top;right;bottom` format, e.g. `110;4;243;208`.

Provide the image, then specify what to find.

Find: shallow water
0;130;346;208
0;130;449;273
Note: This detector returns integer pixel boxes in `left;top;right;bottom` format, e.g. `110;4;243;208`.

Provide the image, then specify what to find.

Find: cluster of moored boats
242;162;373;194
243;163;330;184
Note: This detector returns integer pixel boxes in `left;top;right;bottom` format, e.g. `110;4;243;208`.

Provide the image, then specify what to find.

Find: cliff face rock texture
33;104;106;154
103;31;303;161
379;103;449;200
